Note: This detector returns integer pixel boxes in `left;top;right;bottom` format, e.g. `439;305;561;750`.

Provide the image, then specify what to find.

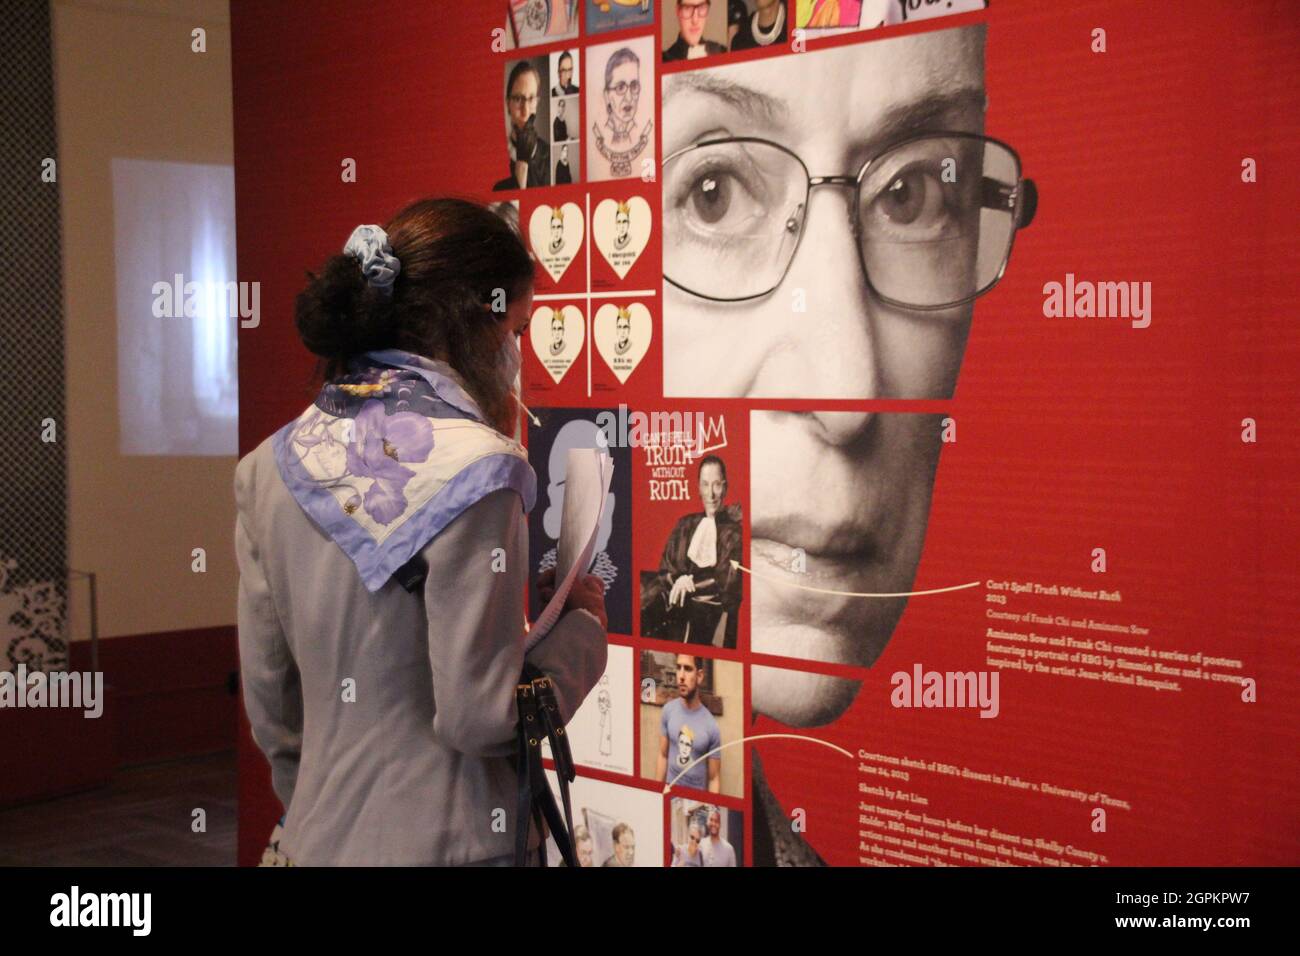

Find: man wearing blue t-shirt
658;654;722;792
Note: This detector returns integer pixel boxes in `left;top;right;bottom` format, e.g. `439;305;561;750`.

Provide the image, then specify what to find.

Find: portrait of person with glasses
588;39;656;181
551;49;579;95
664;0;728;62
494;58;552;191
660;24;1037;861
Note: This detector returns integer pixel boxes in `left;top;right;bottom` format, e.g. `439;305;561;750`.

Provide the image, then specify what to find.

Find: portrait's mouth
752;509;878;562
750;526;879;591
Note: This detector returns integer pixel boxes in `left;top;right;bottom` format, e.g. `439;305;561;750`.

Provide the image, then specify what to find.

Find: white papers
525;448;613;651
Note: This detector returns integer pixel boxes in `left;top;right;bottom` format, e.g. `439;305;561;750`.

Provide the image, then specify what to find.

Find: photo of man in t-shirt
657;654;722;792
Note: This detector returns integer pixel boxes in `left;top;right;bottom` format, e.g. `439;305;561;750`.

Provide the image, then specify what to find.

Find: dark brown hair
295;197;534;431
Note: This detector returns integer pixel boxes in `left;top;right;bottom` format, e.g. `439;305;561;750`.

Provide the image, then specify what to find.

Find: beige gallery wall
53;0;237;639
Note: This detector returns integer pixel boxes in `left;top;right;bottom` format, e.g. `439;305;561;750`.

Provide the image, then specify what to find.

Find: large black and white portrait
658;24;1038;865
659;23;1037;727
661;24;1034;400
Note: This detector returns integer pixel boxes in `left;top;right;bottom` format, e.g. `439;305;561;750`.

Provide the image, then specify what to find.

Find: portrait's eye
861;139;982;244
664;140;805;291
866;163;948;234
668;151;771;236
881;167;937;225
691;171;733;226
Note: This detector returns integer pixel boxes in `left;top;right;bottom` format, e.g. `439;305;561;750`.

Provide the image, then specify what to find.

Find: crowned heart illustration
529;304;584;384
593;197;651;280
528;203;584;284
593;303;651;384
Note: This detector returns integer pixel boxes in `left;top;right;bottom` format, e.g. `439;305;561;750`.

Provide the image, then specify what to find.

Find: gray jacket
235;435;607;865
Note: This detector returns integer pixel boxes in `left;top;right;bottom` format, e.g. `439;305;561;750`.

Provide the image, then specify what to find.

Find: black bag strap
515;660;580;867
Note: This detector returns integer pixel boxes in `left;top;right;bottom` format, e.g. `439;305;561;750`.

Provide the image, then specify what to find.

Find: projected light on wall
111;158;238;455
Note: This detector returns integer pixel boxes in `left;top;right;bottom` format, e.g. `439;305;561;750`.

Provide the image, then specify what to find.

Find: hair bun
295;253;395;363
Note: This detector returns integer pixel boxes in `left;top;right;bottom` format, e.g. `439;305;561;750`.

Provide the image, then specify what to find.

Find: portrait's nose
751;184;881;400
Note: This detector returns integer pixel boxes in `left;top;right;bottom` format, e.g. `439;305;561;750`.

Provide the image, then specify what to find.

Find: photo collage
489;0;997;867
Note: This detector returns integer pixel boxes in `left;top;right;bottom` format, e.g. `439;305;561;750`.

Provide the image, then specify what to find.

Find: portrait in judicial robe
641;455;742;648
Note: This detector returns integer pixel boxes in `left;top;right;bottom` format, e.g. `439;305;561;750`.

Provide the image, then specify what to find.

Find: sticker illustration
594;303;652;383
593;197;651;279
529;304;585;384
528;202;584;283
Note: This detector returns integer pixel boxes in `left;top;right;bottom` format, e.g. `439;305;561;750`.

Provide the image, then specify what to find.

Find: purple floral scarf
272;350;535;592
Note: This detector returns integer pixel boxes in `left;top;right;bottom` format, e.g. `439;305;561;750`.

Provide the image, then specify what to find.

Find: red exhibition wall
232;0;1300;867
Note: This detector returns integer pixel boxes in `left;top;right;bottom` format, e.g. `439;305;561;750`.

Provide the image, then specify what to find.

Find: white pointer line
665;733;854;794
731;559;980;599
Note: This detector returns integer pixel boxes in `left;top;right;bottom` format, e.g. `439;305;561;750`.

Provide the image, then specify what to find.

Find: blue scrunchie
343;224;400;293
